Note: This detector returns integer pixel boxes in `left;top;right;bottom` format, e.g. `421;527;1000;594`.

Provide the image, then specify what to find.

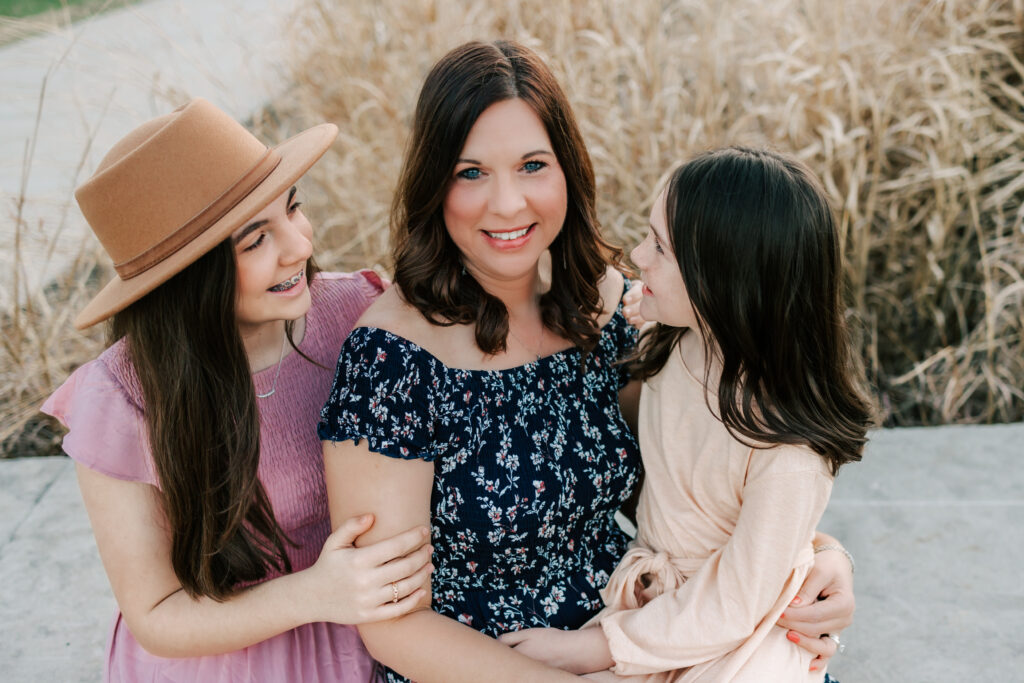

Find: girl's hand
303;514;433;625
777;544;855;671
622;280;646;329
498;627;613;674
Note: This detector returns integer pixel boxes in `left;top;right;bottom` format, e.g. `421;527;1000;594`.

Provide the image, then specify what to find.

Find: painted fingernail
780;612;786;619
786;632;800;644
790;596;802;605
810;666;818;672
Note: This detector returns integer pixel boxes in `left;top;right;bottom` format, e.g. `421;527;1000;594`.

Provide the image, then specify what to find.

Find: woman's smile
481;223;537;249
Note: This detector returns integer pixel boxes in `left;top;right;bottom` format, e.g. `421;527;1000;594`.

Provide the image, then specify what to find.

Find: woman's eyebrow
521;149;552;159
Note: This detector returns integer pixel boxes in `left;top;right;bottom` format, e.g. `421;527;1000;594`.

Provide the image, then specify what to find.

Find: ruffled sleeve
40;352;158;486
317;327;441;461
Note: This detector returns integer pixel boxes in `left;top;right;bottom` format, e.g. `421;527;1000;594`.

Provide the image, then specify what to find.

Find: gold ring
391;582;399;604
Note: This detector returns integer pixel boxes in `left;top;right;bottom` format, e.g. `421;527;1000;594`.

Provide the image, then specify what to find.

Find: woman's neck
468;267;543;316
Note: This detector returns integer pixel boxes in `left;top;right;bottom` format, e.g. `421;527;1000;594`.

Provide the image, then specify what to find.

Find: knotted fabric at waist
600;541;815;611
600;543;708;611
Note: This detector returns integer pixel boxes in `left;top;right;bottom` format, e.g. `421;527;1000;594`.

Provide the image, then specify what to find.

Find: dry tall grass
3;0;1022;457
283;0;1024;426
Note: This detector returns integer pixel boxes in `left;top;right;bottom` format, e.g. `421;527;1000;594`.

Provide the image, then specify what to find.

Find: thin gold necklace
508;317;545;361
255;332;288;399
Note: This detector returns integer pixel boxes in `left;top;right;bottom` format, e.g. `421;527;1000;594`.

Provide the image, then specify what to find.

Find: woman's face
443;98;567;285
631;189;697;328
231;186;313;338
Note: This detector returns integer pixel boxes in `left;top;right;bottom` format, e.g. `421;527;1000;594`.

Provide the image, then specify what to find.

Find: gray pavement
0;0;299;309
1;424;1021;682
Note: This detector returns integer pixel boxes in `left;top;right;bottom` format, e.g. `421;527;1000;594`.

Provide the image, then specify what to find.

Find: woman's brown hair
629;147;874;474
109;241;319;599
392;39;623;355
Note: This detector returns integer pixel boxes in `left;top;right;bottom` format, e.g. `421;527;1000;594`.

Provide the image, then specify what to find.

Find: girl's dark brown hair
392;39;623;354
109;242;319;599
630;147;873;474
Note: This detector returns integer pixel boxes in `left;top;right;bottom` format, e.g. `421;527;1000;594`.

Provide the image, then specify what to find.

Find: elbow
356;605;431;664
120;600;196;659
122;616;180;658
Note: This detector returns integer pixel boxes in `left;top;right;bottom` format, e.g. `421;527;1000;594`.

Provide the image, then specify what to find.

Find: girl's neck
678;326;718;385
239;317;306;373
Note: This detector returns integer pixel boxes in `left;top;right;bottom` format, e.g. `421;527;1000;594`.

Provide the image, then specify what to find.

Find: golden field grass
2;0;1023;457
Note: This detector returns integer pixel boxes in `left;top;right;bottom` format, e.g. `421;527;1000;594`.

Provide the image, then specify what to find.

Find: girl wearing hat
41;99;431;681
318;41;855;683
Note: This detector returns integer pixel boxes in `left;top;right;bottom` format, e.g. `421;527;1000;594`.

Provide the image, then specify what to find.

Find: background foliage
3;0;1023;457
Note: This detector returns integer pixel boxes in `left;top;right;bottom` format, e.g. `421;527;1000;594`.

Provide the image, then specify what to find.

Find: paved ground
1;423;1021;682
0;0;298;308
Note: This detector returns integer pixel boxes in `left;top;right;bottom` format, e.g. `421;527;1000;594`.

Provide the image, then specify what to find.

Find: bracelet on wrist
813;544;855;574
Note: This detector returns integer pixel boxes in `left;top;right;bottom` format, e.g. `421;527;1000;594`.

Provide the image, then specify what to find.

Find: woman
42;98;431;681
319;41;854;683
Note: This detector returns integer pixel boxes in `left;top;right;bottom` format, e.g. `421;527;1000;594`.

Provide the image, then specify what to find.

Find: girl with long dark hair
42;99;431;681
319;42;858;682
500;147;873;681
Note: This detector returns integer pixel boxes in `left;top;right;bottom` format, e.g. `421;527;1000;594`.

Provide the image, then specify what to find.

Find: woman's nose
489;176;527;218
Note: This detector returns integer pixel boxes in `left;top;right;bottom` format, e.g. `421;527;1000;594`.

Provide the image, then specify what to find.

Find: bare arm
323;439;578;683
76;463;431;658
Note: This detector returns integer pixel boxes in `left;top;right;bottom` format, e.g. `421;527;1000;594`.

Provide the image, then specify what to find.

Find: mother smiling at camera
318;40;855;683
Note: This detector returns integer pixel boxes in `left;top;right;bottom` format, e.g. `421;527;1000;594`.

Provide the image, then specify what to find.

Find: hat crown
75;98;270;269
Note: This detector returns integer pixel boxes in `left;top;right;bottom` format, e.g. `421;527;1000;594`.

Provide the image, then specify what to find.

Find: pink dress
588;331;833;682
41;271;384;683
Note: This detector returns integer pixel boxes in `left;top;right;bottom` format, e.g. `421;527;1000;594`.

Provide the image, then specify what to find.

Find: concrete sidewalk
0;0;299;309
1;424;1022;681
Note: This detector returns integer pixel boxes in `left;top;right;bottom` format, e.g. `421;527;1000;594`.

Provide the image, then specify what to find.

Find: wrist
813;544;855;575
276;567;318;625
579;627;614;672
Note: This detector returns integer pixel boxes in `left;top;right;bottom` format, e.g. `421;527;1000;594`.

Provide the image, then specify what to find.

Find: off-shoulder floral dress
318;302;642;682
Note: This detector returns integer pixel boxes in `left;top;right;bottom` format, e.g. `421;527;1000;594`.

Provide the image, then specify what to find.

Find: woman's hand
499;627;613;675
302;514;433;625
777;541;855;672
622;280;646;329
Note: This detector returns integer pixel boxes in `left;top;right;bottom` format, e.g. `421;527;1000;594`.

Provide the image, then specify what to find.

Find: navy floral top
318;302;641;679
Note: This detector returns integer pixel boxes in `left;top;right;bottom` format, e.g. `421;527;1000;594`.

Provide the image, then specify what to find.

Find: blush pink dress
41;271;384;683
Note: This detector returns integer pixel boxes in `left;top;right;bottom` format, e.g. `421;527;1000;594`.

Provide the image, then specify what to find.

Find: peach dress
590;331;833;683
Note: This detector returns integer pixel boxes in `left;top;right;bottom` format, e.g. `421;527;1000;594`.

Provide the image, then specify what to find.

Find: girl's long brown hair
392;40;623;355
629;147;874;474
109;241;318;599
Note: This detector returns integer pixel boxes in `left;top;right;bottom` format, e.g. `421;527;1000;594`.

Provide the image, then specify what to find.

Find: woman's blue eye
653;235;664;254
288;201;302;214
457;168;482;180
523;160;546;173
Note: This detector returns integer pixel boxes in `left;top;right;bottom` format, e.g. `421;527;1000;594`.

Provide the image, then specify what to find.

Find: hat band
113;148;282;279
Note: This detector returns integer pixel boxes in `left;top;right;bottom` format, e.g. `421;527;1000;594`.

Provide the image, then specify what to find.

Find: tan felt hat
73;97;338;329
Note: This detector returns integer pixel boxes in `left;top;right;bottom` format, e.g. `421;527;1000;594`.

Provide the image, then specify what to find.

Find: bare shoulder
596;266;626;327
353;285;445;349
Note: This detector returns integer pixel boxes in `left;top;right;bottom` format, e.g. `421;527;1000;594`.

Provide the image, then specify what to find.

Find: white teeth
485;226;531;240
269;270;303;292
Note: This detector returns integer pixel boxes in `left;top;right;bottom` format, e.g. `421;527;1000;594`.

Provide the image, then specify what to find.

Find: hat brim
74;122;339;329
